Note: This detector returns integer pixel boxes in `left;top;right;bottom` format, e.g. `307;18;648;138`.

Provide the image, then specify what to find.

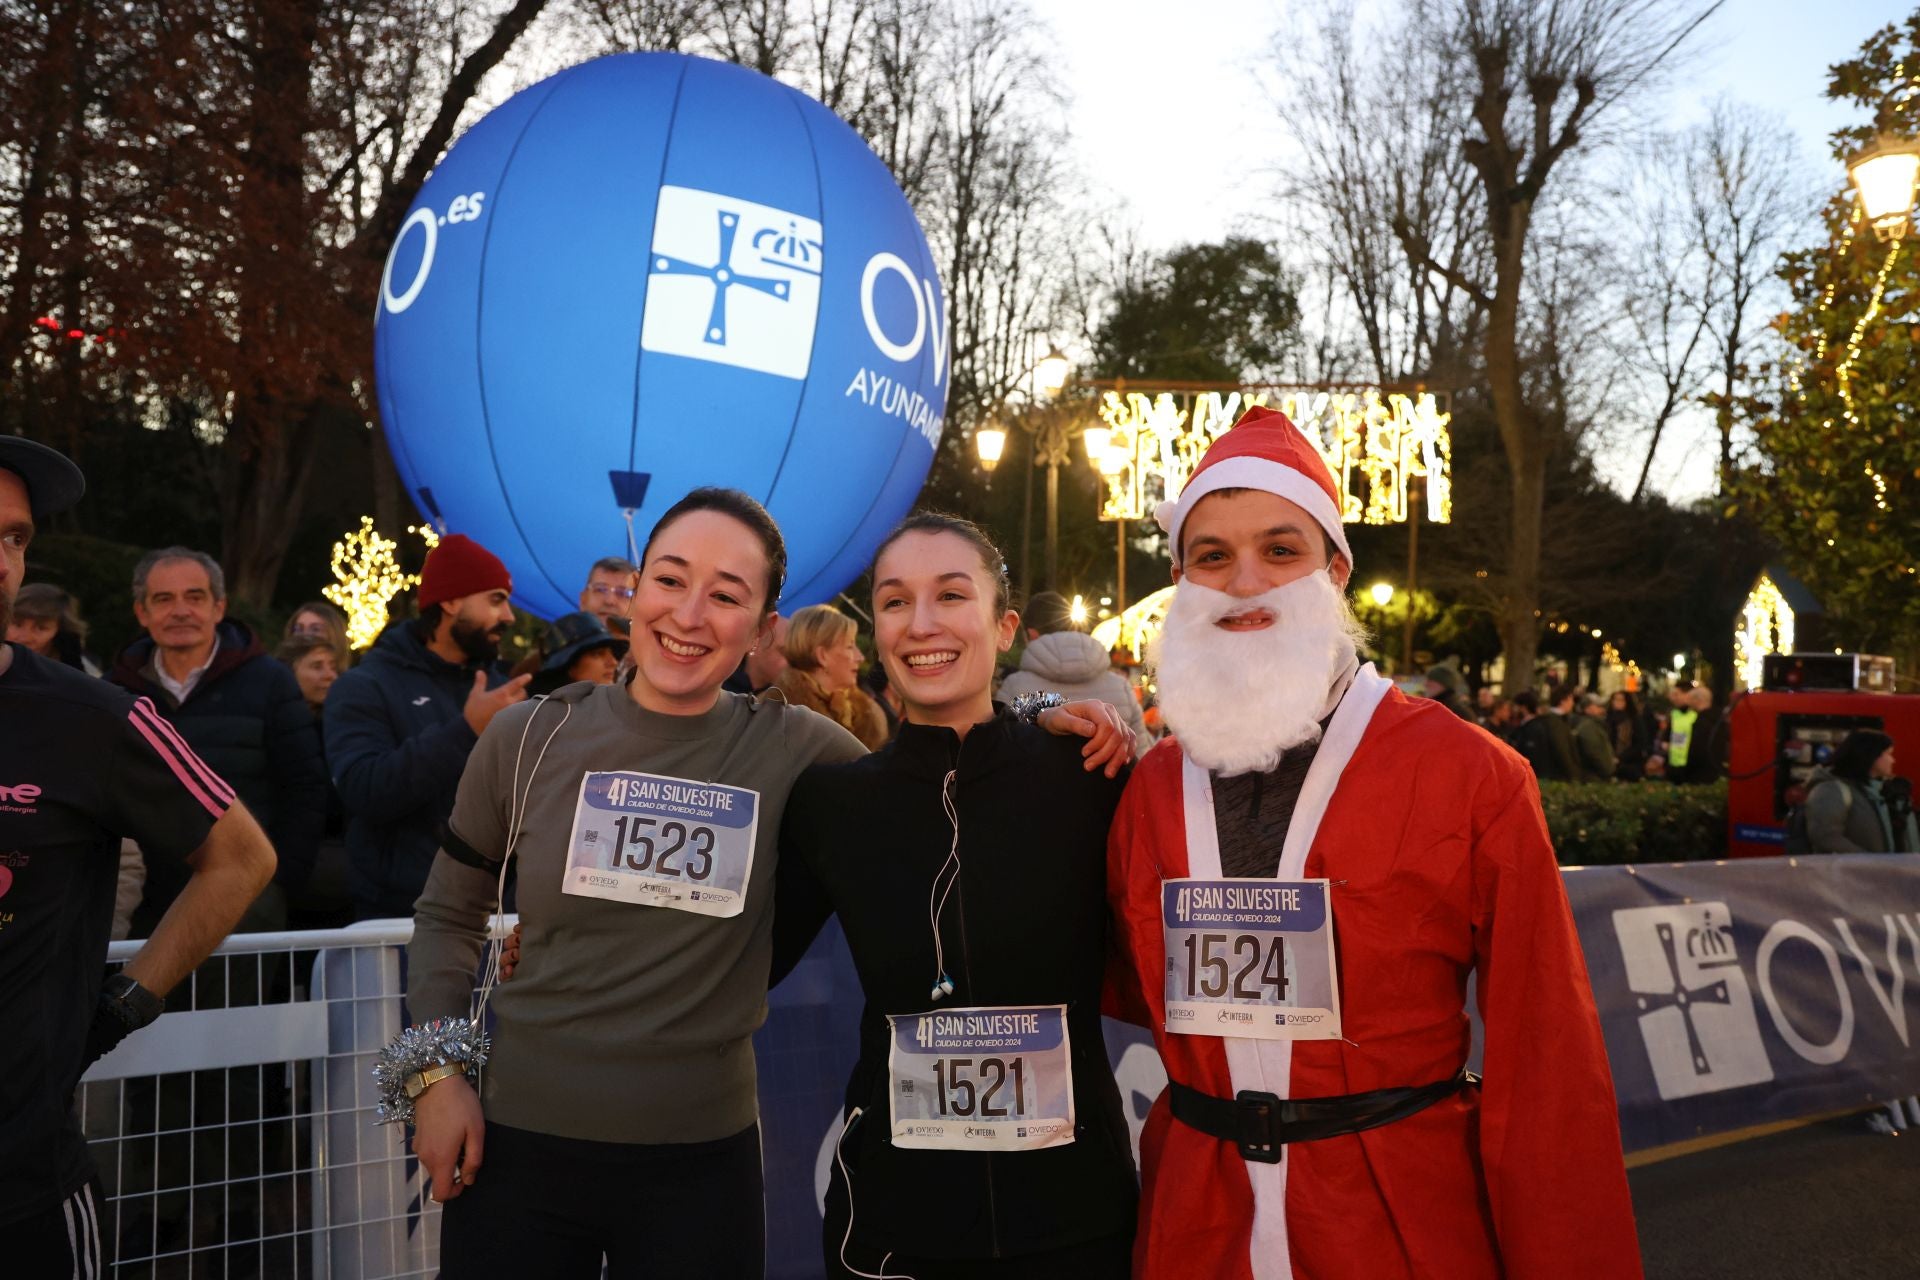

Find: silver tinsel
371;1016;491;1127
1008;691;1065;723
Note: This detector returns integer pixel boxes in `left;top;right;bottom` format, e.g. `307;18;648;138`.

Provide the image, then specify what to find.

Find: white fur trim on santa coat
1178;663;1393;1280
1158;455;1353;566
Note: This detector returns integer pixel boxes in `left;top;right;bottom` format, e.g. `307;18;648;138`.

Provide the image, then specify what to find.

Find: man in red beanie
1106;407;1640;1278
324;533;530;919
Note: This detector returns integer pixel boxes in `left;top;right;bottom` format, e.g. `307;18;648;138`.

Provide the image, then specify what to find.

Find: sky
1035;0;1910;500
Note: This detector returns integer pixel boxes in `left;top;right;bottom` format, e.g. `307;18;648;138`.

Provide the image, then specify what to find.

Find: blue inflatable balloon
374;53;948;616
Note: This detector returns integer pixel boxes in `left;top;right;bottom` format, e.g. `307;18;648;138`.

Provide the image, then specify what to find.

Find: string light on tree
325;517;433;650
1832;231;1906;422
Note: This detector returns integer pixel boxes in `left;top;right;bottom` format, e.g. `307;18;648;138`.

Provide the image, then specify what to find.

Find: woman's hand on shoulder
1037;700;1135;778
500;922;523;980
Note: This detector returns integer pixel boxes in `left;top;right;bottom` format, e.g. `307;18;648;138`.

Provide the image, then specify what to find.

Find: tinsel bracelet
372;1016;491;1127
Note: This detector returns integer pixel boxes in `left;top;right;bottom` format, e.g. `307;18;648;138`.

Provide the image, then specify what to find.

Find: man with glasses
577;556;634;635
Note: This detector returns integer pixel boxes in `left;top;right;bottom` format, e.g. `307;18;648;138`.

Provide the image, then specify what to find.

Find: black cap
0;436;86;518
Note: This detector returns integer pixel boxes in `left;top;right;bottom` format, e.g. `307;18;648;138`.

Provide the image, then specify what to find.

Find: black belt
1168;1069;1479;1164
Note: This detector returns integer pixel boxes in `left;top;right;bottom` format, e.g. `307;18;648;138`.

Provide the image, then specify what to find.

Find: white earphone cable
834;1108;916;1280
927;769;962;1000
471;697;571;1029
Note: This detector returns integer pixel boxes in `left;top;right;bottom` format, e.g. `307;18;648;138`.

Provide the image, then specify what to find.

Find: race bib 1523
562;770;759;918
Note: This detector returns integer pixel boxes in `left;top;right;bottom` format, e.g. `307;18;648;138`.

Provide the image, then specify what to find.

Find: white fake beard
1152;572;1365;776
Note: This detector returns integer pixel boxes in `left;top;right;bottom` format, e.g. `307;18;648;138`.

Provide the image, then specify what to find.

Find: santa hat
1155;405;1352;567
418;533;511;607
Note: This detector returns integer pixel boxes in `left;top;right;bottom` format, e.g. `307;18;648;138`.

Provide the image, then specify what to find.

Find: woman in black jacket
773;513;1138;1279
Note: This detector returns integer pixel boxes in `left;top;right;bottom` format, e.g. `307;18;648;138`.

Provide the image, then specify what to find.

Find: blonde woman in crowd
775;602;890;750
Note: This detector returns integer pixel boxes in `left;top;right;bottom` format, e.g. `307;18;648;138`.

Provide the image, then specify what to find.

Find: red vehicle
1726;688;1920;857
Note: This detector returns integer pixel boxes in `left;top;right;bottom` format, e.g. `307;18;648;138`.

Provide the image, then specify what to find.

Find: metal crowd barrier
80;920;510;1279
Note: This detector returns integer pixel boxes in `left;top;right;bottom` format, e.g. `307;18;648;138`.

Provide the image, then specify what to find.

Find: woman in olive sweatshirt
397;492;1134;1280
773;513;1139;1279
399;489;866;1278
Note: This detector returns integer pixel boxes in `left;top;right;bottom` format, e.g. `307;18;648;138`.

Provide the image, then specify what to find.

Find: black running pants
439;1120;764;1279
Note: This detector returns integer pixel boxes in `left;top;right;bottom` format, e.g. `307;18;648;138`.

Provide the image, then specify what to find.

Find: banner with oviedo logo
1565;853;1920;1152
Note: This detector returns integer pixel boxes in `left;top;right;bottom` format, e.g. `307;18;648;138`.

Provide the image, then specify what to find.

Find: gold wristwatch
403;1061;467;1100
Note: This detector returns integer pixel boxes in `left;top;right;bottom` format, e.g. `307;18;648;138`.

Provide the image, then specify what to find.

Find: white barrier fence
80;919;508;1280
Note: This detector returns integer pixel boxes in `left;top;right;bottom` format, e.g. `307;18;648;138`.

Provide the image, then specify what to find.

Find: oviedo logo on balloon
373;52;949;615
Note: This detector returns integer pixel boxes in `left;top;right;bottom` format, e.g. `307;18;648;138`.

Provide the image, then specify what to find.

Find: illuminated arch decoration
1091;388;1451;527
1091;585;1178;664
1735;574;1796;690
374;52;948;617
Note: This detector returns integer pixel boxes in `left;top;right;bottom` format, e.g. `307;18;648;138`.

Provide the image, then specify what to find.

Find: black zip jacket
322;620;507;918
773;708;1137;1262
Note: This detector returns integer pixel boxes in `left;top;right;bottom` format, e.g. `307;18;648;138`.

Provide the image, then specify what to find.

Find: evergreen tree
1742;13;1920;657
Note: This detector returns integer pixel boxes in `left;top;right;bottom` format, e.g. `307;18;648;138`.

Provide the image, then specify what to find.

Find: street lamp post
1848;134;1920;240
1036;417;1073;587
1402;476;1422;676
1082;427;1129;610
975;347;1075;590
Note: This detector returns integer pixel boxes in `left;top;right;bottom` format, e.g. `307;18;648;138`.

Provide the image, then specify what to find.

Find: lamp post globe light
1848;134;1920;240
975;424;1008;472
1036;348;1072;396
1370;582;1395;607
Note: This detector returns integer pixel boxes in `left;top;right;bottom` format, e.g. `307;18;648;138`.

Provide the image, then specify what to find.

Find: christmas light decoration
325;517;431;650
1091;585;1178;663
1733;574;1796;691
1091;389;1452;527
1832;232;1906;423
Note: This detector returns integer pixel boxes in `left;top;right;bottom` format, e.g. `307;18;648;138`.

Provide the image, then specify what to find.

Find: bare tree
572;0;715;50
1272;3;1484;388
0;0;557;600
1388;0;1722;692
1686;99;1805;496
1609;101;1803;505
1612;134;1716;503
709;0;796;76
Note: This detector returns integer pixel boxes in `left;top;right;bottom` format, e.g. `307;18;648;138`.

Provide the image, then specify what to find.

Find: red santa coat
1107;666;1641;1279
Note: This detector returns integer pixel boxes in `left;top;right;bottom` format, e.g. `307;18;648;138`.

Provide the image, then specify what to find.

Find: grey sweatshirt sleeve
796;703;870;766
1805;779;1865;853
404;701;527;1025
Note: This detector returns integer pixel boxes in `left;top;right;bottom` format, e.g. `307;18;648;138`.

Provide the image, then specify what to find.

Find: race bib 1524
1161;878;1342;1041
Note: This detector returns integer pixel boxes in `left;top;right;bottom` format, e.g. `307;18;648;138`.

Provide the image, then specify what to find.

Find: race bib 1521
887;1004;1075;1152
1161;878;1342;1041
562;770;759;918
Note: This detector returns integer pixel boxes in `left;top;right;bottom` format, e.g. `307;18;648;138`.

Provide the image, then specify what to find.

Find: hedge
1540;779;1728;866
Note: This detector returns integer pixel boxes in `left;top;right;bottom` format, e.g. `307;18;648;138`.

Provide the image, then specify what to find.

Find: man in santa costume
1107;406;1640;1279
